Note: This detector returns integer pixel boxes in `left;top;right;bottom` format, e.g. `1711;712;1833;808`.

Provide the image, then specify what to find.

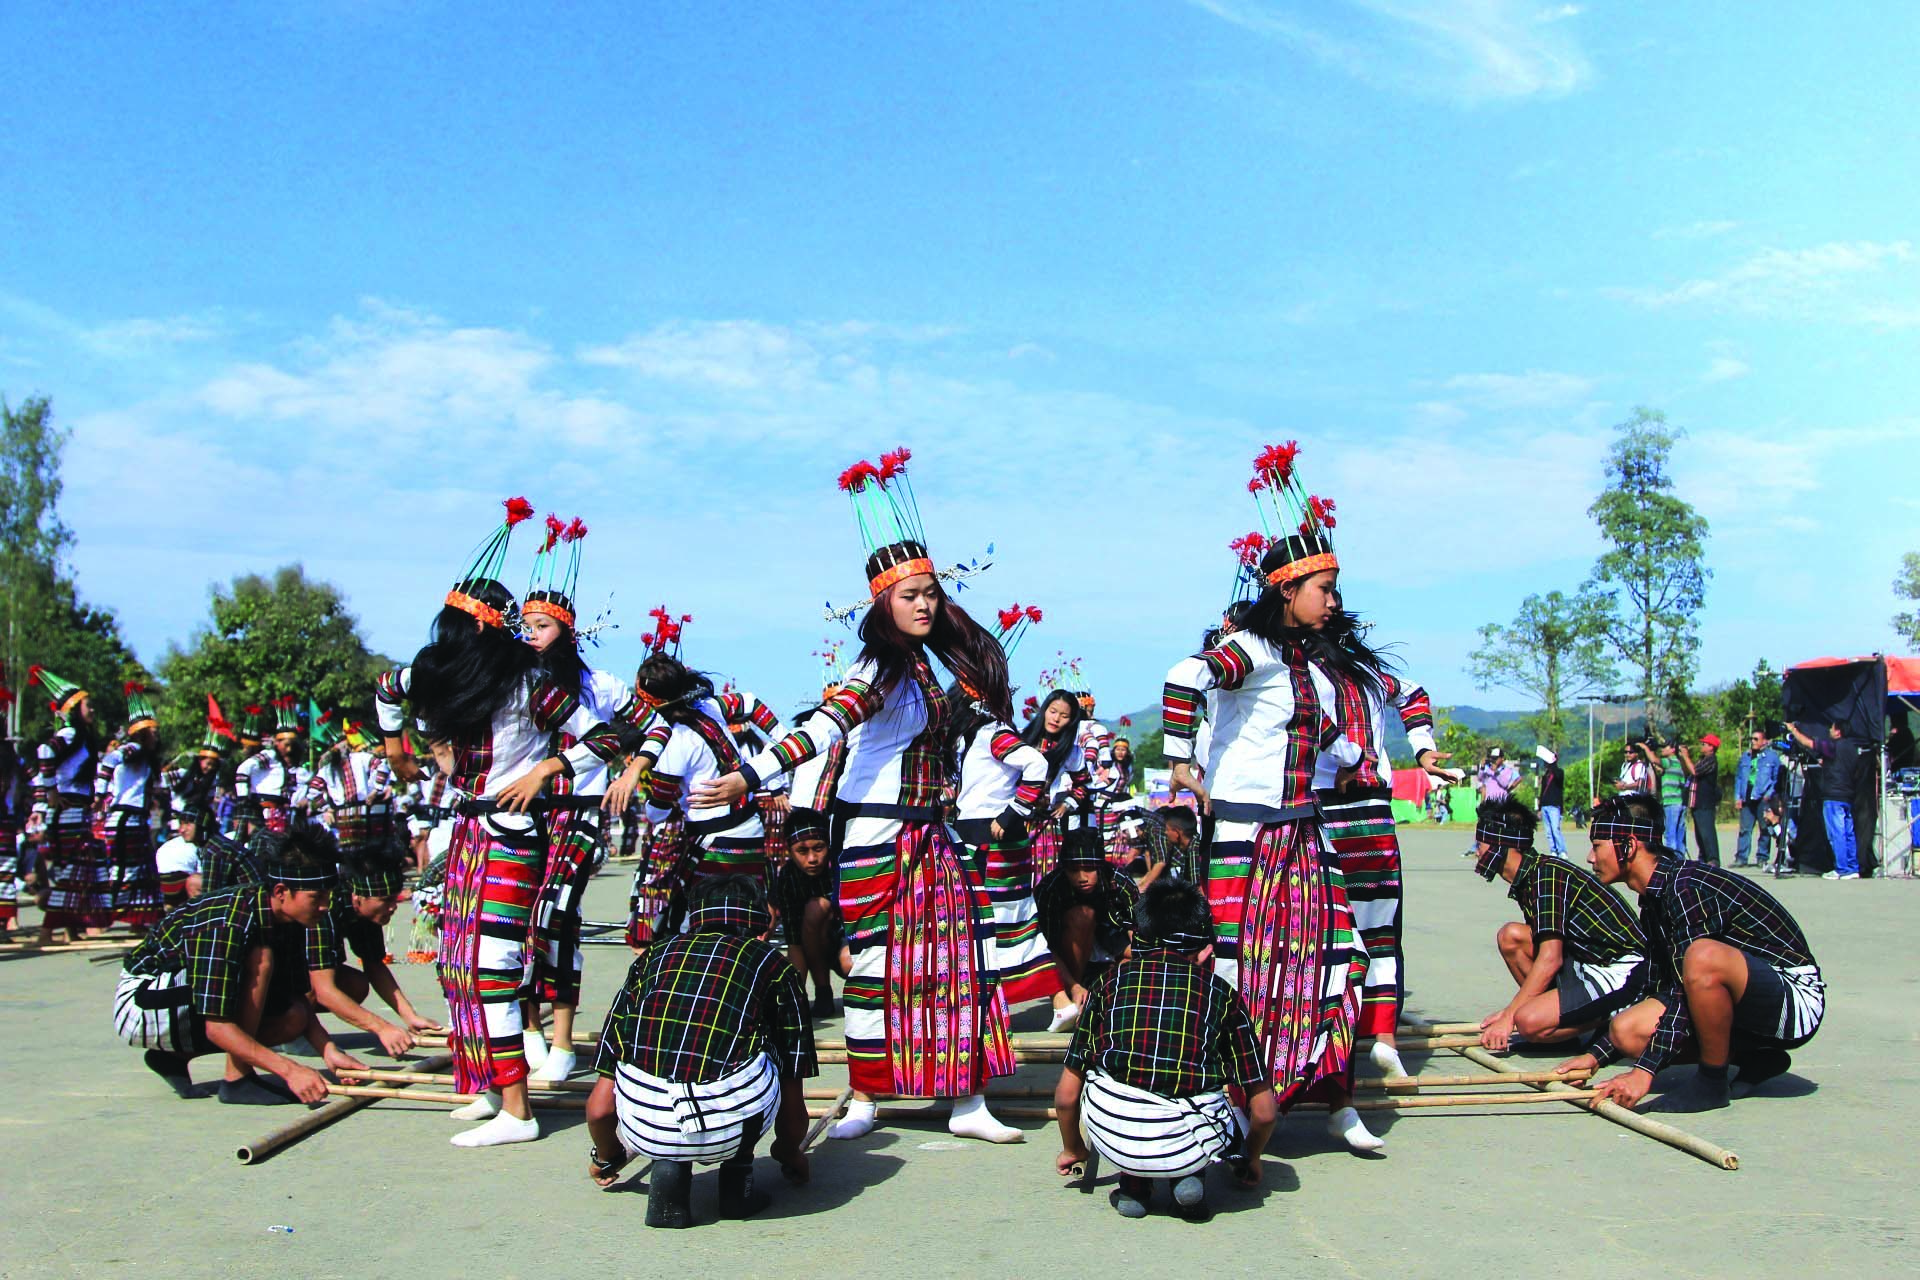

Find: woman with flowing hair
0;724;23;936
375;499;623;1150
1024;688;1090;886
696;449;1022;1143
1162;443;1387;1154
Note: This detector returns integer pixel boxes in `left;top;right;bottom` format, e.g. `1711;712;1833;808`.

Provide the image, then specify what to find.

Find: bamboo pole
238;1052;454;1164
799;1093;1597;1121
1453;1044;1739;1171
339;1069;596;1093
323;1083;590;1111
1394;1020;1484;1036
803;1086;854;1152
0;938;137;953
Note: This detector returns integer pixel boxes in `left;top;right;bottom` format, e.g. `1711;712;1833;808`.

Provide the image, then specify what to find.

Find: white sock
1327;1106;1385;1153
828;1098;878;1140
531;1049;576;1083
1047;1004;1081;1033
450;1111;539;1148
1369;1041;1409;1079
948;1093;1023;1144
522;1030;548;1071
449;1090;502;1121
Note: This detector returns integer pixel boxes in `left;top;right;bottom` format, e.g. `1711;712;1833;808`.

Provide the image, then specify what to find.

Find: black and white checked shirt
1510;853;1645;964
1064;950;1268;1098
123;885;303;1019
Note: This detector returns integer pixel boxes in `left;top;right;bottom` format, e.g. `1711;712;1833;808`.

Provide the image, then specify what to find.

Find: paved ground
2;825;1913;1279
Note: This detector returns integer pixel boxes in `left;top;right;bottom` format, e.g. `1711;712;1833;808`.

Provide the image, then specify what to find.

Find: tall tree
0;396;145;738
1894;551;1920;646
1468;588;1616;750
157;565;394;750
1586;408;1710;729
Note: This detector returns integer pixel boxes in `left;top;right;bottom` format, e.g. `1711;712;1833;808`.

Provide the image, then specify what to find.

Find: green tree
1468;588;1615;750
1586;408;1711;729
157;565;394;750
0;396;145;738
1895;551;1920;646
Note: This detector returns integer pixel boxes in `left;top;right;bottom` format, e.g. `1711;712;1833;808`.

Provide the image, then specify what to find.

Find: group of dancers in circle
70;440;1829;1226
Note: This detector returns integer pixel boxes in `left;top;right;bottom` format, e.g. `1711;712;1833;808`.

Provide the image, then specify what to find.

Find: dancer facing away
1557;793;1824;1113
695;449;1022;1144
112;826;365;1105
1056;878;1276;1221
376;498;623;1149
520;515;637;1083
1162;444;1382;1153
586;876;815;1227
1469;799;1646;1051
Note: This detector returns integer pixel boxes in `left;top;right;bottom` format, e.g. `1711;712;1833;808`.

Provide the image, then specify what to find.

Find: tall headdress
201;694;237;756
813;637;849;695
523;513;587;630
639;605;691;658
447;496;536;629
345;719;380;751
1247;440;1338;586
239;702;266;745
307;701;340;750
1037;652;1088;698
123;681;159;735
271;694;303;739
990;603;1044;662
1229;531;1272;603
826;446;989;623
27;665;88;718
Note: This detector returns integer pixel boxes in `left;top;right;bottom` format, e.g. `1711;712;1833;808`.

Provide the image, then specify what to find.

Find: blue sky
2;1;1916;720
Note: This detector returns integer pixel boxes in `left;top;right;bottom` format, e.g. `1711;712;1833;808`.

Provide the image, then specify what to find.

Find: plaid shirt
124;885;303;1019
769;859;838;924
300;897;387;972
743;658;951;811
1035;865;1139;959
1510;852;1644;965
1591;860;1819;1074
1064;950;1268;1098
596;931;816;1083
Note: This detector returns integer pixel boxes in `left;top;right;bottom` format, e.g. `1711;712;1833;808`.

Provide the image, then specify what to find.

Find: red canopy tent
1783;653;1918;876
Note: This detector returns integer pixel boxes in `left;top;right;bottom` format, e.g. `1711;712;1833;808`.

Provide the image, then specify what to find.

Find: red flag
207;693;238;741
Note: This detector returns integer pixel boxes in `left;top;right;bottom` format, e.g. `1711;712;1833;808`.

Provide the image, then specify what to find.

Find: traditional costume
30;665;108;933
1033;831;1140;976
1160;444;1367;1113
374;499;623;1099
0;684;20;928
226;703;268;839
235;697;309;837
304;714;398;864
94;683;167;928
736;450;1016;1117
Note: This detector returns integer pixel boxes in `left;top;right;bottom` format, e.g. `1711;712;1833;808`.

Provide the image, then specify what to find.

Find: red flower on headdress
1248;476;1265;493
563;517;588;542
244;703;265;718
1022;695;1039;718
1025;605;1043;622
504;496;535;526
0;687;14;710
997;605;1024;631
1253;441;1300;488
27;665;45;686
1120;716;1133;726
1230;532;1270;566
1303;494;1337;532
838;460;880;492
124;680;146;696
542;513;565;553
877;446;913;482
680;613;693;623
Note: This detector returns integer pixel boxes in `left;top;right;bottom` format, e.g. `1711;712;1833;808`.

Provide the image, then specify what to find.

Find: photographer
1680;735;1722;866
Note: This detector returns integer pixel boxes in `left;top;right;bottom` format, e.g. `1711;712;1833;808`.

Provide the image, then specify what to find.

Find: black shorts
1732;951;1823;1050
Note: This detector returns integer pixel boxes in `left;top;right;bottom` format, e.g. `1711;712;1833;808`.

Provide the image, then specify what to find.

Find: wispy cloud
1185;0;1593;103
1611;239;1920;325
1438;369;1598;409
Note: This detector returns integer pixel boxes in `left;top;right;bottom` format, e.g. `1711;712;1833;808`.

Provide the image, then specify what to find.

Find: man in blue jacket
1733;729;1781;869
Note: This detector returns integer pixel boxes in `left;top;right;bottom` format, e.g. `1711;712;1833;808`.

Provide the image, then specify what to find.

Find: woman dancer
94;683;167;930
1162;443;1384;1153
376;498;621;1149
1026;689;1090;886
0;725;22;936
519;515;635;1082
696;449;1021;1143
29;666;106;942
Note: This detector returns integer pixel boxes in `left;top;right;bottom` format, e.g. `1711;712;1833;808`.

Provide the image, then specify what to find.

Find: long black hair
1020;689;1084;780
633;653;718;728
533;619;587;701
1238;550;1393;700
856;556;1010;723
405;579;538;741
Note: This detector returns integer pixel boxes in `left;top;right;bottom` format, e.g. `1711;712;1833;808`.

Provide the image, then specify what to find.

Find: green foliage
1468;588;1615;749
1586;408;1711;723
1895;551;1920;646
156;565;393;752
0;396;146;739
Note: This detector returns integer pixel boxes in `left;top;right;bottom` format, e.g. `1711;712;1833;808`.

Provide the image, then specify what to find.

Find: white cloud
1439;369;1598;408
1184;0;1594;103
1612;239;1920;324
1702;355;1749;383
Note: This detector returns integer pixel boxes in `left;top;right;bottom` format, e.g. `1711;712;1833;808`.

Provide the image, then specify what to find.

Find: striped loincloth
1081;1071;1238;1178
612;1053;781;1164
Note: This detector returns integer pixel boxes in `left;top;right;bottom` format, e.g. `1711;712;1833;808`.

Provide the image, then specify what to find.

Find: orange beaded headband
445;589;506;629
1265;552;1338;586
869;557;937;597
521;598;576;628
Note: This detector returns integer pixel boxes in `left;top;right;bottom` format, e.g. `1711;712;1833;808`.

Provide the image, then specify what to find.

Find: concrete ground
2;825;1912;1279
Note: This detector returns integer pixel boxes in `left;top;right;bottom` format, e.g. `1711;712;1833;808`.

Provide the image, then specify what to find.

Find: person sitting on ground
585;875;815;1228
1034;826;1139;1032
767;807;843;1016
1054;878;1276;1222
1134;806;1201;889
300;827;445;1057
1470;799;1647;1052
111;828;365;1105
1556;793;1824;1112
154;815;205;910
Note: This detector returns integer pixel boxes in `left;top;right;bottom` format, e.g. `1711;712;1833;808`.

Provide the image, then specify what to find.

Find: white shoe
1369;1041;1409;1079
530;1049;576;1083
450;1111;539;1148
828;1099;878;1140
948;1094;1023;1144
1047;1004;1081;1033
522;1029;548;1071
1327;1106;1385;1153
449;1090;501;1121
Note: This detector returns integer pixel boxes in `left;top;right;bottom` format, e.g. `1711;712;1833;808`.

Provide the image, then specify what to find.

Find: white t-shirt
155;836;202;878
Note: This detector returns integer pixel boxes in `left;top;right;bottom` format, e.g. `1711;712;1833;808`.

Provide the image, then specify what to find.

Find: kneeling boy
1054;879;1276;1221
768;808;842;1015
303;835;445;1057
1471;799;1646;1051
586;876;815;1227
1035;826;1139;1032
